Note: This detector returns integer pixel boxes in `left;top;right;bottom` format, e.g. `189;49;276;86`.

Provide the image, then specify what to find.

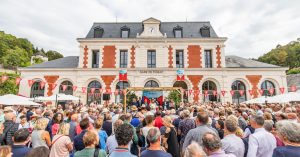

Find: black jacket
3;120;19;145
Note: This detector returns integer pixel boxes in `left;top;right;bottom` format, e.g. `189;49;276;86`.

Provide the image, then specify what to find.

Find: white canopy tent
33;94;80;102
244;92;300;104
0;94;41;106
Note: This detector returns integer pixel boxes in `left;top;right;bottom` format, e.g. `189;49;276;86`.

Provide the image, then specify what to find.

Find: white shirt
247;128;276;157
221;134;245;157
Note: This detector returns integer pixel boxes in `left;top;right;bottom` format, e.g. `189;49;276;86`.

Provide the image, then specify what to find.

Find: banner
40;81;46;89
62;85;67;91
1;75;8;83
279;87;285;94
15;78;22;85
176;70;184;81
258;89;264;95
268;88;274;95
119;70;127;81
72;86;77;92
290;85;297;92
28;80;34;87
221;90;226;96
248;90;253;96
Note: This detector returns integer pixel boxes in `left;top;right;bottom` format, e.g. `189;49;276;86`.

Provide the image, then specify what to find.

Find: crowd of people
0;98;299;157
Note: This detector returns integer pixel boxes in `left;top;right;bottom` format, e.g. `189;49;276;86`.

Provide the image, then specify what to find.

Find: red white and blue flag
119;70;127;81
176;70;184;81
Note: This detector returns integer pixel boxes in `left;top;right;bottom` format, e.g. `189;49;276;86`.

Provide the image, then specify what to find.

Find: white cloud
0;0;299;58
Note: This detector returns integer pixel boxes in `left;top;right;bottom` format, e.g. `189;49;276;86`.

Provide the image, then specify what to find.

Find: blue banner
142;91;163;98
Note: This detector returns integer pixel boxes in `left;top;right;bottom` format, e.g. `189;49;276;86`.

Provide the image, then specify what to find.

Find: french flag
119;70;127;81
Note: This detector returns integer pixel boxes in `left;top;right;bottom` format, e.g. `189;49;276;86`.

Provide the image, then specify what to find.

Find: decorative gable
138;17;165;38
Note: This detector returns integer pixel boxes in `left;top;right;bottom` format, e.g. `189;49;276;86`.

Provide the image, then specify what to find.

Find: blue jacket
74;130;87;151
12;145;31;157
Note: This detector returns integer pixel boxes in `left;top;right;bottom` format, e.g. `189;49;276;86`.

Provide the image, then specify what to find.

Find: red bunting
90;88;95;94
189;89;193;95
40;81;46;89
290;85;297;92
221;90;226;96
268;88;275;95
106;88;111;94
72;86;77;91
213;90;217;96
62;85;67;91
28;80;34;87
248;90;253;96
204;90;208;96
239;90;244;96
279;87;285;94
230;90;235;96
1;75;8;83
82;87;87;93
99;88;103;93
114;90;119;95
15;77;22;85
258;89;264;95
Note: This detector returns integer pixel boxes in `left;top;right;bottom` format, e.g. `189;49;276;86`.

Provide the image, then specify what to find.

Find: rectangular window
175;30;182;38
176;50;184;68
119;50;128;68
147;50;156;68
92;50;99;68
204;50;212;68
121;30;129;38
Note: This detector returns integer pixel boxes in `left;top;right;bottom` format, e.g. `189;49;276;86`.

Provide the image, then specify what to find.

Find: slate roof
24;55;280;69
27;56;79;68
85;22;218;38
225;55;280;68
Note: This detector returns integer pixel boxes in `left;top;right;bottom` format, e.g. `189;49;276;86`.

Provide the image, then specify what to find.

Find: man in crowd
247;115;276;157
11;128;31;157
236;108;247;131
141;127;172;157
182;112;218;151
110;123;136;157
74;118;90;151
202;132;235;157
3;111;19;145
221;115;245;157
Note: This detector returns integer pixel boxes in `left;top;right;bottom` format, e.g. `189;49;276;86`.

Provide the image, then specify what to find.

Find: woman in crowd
94;118;108;150
31;118;51;148
141;115;155;147
25;146;50;157
74;130;106;157
51;112;64;137
273;120;300;157
162;116;180;157
49;123;73;157
215;119;225;139
0;146;11;157
102;113;113;136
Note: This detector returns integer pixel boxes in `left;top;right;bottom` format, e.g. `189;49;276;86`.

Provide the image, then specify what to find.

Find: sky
0;0;300;58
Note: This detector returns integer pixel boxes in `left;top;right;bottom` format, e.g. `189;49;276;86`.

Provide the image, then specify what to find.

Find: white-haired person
49;123;73;157
272;120;300;157
184;142;206;157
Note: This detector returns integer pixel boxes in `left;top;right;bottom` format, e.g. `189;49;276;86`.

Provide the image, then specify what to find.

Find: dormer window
121;26;130;38
94;27;104;38
173;25;183;38
200;26;210;37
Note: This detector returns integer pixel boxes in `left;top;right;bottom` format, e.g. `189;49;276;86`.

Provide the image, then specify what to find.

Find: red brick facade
102;46;116;68
83;45;88;68
130;45;135;68
187;45;202;68
168;45;173;68
246;75;262;98
44;75;59;96
187;75;203;102
216;45;221;68
101;75;116;89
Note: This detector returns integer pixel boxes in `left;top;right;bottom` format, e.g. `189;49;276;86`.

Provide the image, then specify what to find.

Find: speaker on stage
103;94;110;100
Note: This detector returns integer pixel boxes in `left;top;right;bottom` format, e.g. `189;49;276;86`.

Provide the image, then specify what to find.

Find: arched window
94;27;104;38
87;80;102;105
30;81;44;98
231;80;247;104
120;26;130;38
173;81;188;102
116;81;130;103
173;25;183;38
261;80;276;96
144;80;159;87
202;81;218;102
59;81;73;95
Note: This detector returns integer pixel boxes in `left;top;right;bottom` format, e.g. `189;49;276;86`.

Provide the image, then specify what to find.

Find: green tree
0;73;20;95
126;91;137;105
168;90;181;107
32;57;44;64
1;47;30;67
46;50;64;61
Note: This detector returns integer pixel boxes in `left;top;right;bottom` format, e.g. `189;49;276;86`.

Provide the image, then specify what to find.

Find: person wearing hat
131;106;138;112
